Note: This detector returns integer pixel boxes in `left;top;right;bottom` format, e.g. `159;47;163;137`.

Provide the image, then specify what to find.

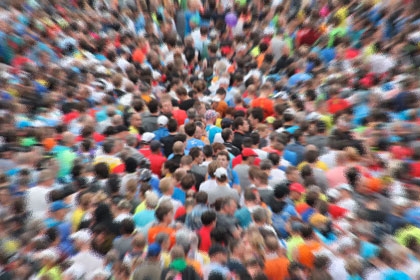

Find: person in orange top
148;202;177;248
264;235;289;280
294;224;323;270
251;83;274;118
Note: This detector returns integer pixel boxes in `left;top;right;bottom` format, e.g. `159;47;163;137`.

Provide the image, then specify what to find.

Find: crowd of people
1;0;420;279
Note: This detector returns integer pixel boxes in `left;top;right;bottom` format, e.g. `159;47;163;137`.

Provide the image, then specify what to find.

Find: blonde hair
344;147;360;162
159;177;173;194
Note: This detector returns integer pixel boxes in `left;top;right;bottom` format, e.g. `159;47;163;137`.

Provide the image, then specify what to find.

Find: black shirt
179;99;195;111
161;134;176;157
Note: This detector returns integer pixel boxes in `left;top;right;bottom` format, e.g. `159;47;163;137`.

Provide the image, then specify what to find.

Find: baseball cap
139;169;152;181
141;132;155;143
37;248;60;261
50;200;70;212
326;188;340;200
242;148;258;157
208;244;228;256
290;183;305;194
283;108;296;116
147;243;161;257
205;109;217;120
70;229;92;243
214;167;228;179
338;183;353;192
157;115;169;126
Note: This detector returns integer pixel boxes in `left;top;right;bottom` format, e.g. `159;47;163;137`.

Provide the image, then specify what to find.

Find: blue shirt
172;187;186;204
235;207;253;229
133;209;156;228
285;142;305;165
283;150;298;166
186;138;205;152
205;124;222;144
153;127;170;141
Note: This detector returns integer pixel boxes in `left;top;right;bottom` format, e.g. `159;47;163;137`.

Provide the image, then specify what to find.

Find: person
197;210;217;253
148;202;176;248
161;245;201;280
204;167;240;206
132;243;163;280
234;148;259;191
203;245;231;280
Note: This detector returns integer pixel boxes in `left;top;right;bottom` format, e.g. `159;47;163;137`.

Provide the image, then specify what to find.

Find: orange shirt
251;97;274;118
296;241;322;269
148;225;176;248
264;256;290;280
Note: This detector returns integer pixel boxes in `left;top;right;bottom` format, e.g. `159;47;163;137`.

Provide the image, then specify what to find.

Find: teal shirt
52;145;76;179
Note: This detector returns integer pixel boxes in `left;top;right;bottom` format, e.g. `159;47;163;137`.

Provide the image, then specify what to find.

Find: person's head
221;128;234;143
180;173;196;191
233;117;250;133
201;210;217;227
159;177;174;195
195;191;208;205
160;97;173;114
190;147;204;164
129;113;142;128
155;202;174;224
208;160;220;179
203;145;213;159
167;118;178;133
220;197;237;216
119;218;135;236
304;149;319;164
208;244;229;265
286;166;300;182
252;207;269;225
184;122;197;137
249;108;264;127
214;167;229;184
216;151;230;168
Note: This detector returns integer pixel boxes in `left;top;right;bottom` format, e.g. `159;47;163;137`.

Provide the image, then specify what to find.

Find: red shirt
146;153;166;177
328;204;348;220
62;111;80;124
232;155;261;169
198;225;213;253
139;147;152;157
410;162;420;178
76;132;105;143
172;109;187;126
326;97;350;115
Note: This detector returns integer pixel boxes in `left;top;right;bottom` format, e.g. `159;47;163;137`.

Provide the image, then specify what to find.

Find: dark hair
233;117;245;130
94;162;109;179
167;118;178;132
164;160;180;174
147;99;159;113
103;138;115;154
250;132;260;145
201;210;217;226
305;150;319;164
300;224;314;239
155;203;173;222
184;122;197;137
189;147;202;161
305;190;319;207
267;153;280;166
180;173;196;191
221;128;233;142
250;107;264;123
203;145;213;157
120;219;135;235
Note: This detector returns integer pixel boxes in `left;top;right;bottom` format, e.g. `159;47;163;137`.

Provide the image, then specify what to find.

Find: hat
214;167;228;178
208;244;228;256
326;188;340;200
272;91;289;100
150;140;162;152
70;229;92;243
263;27;275;36
221;118;232;127
157;115;169;126
283;108;296;116
265;116;276;124
37;248;60;261
242;148;258;157
145;191;159;208
306;112;321;121
205;109;217;120
141;132;155;143
147;243;161;257
309;213;328;228
338;183;353;192
50;200;70;212
290;183;305;194
139;169;152;181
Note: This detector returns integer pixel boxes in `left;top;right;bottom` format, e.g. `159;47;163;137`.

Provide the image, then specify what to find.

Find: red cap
242;148;258;157
290;183;305;194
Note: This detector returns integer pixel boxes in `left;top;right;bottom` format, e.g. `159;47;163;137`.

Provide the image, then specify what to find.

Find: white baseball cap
141;132;155;143
157;115;169;126
70;229;92;243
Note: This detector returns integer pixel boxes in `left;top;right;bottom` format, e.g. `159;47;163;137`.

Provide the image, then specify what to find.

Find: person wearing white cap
138;132;156;157
336;183;357;213
69;229;104;278
152;115;169;141
203;167;240;206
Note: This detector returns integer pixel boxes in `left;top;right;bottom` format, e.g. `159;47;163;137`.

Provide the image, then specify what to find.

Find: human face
217;155;229;168
161;101;173;114
131;114;142;128
240;121;250;133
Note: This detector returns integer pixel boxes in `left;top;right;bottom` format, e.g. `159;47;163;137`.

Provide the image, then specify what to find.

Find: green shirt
286;236;304;260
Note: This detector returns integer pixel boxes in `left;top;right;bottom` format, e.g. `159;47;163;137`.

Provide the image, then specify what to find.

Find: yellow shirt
38;266;61;280
134;201;147;214
297;161;328;172
93;155;122;172
129;126;139;135
71;208;85;232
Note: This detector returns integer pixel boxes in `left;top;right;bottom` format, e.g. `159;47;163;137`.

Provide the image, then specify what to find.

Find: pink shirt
326;166;347;188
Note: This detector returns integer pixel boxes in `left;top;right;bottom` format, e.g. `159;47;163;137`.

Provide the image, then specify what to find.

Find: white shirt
26;186;51;220
70;250;104;277
114;213;133;223
337;198;357;213
319;150;338;169
253;148;268;160
269;169;286;186
328;256;349;280
158;195;182;212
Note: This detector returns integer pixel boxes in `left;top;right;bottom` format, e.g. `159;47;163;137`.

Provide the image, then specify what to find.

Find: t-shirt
148;225;176;248
264;256;290;280
296;241;322;269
